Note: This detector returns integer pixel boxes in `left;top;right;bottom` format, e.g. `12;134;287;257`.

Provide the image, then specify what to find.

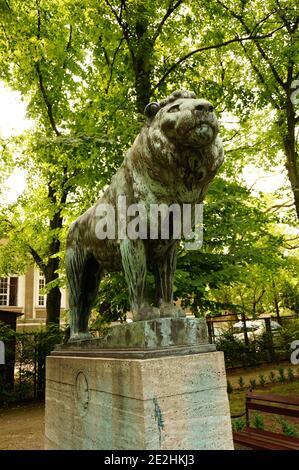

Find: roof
0;309;23;317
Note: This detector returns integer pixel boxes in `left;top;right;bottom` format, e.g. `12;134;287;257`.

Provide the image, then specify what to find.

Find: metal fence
0;328;62;406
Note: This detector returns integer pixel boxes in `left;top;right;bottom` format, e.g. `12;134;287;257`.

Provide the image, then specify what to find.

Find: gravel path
0;402;44;450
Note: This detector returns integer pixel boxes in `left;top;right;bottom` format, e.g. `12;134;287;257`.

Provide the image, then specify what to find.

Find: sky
0;83;32;203
0;81;289;204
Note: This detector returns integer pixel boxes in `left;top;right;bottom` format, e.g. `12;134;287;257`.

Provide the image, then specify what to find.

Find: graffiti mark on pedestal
153;397;164;447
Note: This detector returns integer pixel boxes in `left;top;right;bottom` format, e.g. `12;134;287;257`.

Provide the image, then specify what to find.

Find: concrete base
45;350;233;450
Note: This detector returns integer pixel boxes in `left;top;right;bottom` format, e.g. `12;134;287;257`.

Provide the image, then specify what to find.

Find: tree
173;178;287;314
214;0;299;219
0;0;297;325
0;0;101;323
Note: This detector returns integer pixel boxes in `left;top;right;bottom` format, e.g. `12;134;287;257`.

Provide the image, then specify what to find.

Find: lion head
128;90;224;206
144;90;219;148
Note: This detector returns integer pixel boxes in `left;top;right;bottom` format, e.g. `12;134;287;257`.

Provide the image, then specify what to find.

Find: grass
227;361;299;388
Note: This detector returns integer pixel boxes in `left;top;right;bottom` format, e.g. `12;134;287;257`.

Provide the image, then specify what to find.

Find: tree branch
104;0;134;60
35;63;61;136
36;0;41;39
275;0;298;35
105;37;125;94
3;1;11;11
246;30;286;90
152;0;184;45
250;9;279;36
224;142;267;154
1;215;47;272
254;288;266;307
240;41;281;109
35;6;61;136
62;25;73;70
152;27;285;93
27;245;47;272
216;0;286;90
222;130;241;143
265;200;294;213
100;38;110;67
284;235;299;242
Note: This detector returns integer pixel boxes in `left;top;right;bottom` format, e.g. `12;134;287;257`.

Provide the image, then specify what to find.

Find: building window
38;272;46;307
0;277;18;306
9;277;18;306
0;277;9;306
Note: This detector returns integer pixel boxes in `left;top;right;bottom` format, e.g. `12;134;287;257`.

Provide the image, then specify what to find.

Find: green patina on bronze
65;90;224;341
54;318;215;356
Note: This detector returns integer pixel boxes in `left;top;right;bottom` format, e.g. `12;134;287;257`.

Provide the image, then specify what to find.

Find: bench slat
245;428;299;445
247;402;299;418
233;431;293;450
242;428;299;450
247;392;299;406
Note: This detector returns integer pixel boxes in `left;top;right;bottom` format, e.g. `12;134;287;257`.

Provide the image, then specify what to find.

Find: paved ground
0;402;44;450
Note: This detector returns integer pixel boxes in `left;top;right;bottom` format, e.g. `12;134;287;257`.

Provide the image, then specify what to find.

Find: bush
227;380;233;394
232;418;246;432
249;378;257;389
275;319;299;359
0;322;17;396
94;272;130;324
278;418;299;437
287;368;295;381
278;367;286;382
238;376;245;390
269;370;276;383
258;374;266;387
253;413;265;430
216;331;263;367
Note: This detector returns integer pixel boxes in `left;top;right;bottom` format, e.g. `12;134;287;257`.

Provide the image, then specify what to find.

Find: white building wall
17;274;26;309
61;287;68;309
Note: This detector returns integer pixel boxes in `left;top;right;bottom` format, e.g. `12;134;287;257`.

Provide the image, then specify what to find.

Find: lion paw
159;302;186;319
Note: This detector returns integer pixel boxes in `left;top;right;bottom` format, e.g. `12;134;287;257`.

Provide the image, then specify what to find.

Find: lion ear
144;102;160;119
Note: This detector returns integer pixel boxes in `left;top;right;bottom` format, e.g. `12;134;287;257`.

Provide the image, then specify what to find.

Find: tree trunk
272;279;281;324
241;311;249;346
135;62;151;114
46;285;61;326
252;287;265;319
283;98;299;220
43;184;67;325
45;257;61;326
133;14;153;114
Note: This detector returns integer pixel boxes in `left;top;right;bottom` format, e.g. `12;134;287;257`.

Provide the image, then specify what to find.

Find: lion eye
168;104;180;113
209;105;214;112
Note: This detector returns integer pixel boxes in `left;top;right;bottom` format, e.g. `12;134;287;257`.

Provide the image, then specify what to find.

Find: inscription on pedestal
75;371;90;416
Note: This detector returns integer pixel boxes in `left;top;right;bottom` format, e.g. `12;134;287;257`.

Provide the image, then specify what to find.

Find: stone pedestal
45;318;233;450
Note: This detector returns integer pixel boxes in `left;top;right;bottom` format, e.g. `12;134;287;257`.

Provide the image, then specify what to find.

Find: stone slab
56;317;211;353
51;344;215;359
45;351;234;450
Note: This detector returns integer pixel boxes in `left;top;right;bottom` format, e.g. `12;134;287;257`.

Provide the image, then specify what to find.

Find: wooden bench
232;391;299;450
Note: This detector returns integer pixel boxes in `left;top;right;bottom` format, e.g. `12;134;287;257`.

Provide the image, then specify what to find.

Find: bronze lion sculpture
66;90;224;340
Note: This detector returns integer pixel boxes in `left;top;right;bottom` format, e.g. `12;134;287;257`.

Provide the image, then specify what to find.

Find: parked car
232;319;281;342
